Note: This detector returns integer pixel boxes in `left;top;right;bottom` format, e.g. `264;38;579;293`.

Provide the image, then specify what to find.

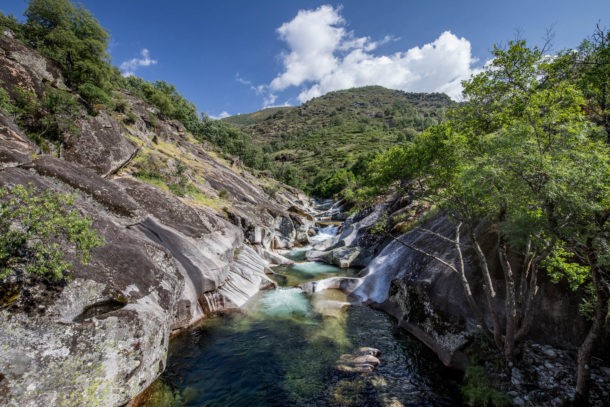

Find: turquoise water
270;260;360;287
143;292;461;406
140;233;462;406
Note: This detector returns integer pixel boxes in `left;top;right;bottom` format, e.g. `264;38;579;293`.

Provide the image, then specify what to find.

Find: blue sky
2;1;608;117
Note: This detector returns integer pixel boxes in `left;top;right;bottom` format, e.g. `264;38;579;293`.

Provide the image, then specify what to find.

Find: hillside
225;86;454;195
0;21;315;406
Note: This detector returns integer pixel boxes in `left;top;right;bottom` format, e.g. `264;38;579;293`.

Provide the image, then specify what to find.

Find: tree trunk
516;238;533;325
471;233;503;350
453;223;492;338
498;240;517;359
515;263;539;342
575;264;609;404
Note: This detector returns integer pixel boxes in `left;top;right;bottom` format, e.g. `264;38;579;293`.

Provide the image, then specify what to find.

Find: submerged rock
336;347;381;373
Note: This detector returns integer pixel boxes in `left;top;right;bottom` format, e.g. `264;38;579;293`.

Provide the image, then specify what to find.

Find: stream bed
140;228;462;406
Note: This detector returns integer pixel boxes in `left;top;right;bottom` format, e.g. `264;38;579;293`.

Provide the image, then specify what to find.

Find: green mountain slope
224;86;454;195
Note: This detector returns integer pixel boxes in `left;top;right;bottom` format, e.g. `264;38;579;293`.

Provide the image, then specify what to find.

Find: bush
78;82;112;111
0;86;15;114
461;365;510;407
11;86;81;148
123;111;137;125
0;184;103;283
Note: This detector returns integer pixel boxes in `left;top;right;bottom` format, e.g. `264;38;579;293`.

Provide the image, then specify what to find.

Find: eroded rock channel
136;213;462;406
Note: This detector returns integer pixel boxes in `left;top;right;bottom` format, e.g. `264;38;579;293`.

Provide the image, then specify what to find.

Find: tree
573;25;610;142
23;0;113;102
0;185;103;291
360;38;609;402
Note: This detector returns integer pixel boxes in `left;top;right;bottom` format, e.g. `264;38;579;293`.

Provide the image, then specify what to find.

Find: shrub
123;111;137;125
0;184;104;283
0;86;15;114
78;82;113;111
461;365;510;407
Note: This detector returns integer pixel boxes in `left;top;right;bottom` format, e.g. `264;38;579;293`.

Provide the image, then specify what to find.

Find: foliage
121;77;200;130
351;38;610;363
198;116;272;171
461;365;510;407
226;86;453;194
23;0;113;99
0;85;15;114
0;184;103;282
542;244;590;290
0;13;25;40
10;85;82;148
78;82;112;112
572;25;610;140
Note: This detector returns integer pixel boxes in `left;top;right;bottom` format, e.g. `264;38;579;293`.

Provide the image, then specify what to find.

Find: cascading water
138;222;462;406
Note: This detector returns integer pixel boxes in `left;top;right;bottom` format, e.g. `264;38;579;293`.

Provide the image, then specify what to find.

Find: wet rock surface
308;193;609;404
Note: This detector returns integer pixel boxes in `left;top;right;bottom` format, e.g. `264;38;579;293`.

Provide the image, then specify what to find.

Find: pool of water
142;291;461;406
270;261;360;287
138;227;463;406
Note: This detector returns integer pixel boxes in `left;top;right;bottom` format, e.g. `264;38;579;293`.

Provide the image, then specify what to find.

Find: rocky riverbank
0;31;315;407
304;192;610;406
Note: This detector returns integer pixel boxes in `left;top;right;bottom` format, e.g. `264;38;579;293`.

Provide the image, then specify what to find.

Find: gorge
1;2;610;406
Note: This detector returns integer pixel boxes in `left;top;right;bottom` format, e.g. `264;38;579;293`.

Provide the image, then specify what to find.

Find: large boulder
0;168;183;407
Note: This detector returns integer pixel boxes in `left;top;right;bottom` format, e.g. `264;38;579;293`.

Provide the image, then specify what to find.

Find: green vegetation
8;85;82;151
0;184;103;283
461;364;510;407
227;87;452;195
223;106;292;126
3;2;450;194
120;77;200;130
349;31;609;402
23;0;114;107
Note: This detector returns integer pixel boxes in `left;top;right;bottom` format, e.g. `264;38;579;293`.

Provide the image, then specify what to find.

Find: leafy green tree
0;184;103;285
573;25;610;141
23;0;113;103
358;39;609;402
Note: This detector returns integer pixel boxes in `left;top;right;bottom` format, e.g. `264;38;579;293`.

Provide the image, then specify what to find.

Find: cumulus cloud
209;111;231;120
120;48;157;77
268;5;481;102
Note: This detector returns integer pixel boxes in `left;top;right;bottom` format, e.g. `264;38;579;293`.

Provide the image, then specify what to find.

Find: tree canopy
353;34;609;401
23;0;113;105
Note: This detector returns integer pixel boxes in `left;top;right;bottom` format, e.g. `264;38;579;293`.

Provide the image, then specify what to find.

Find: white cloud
120;48;157;77
268;5;481;102
209;111;231;120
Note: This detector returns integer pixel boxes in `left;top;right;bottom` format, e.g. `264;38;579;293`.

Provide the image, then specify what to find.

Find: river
138;226;462;406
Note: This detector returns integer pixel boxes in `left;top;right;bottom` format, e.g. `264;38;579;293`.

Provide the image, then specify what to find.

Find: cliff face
0;33;313;406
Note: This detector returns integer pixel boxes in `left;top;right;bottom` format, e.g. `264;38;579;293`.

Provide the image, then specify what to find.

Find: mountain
224;86;454;195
